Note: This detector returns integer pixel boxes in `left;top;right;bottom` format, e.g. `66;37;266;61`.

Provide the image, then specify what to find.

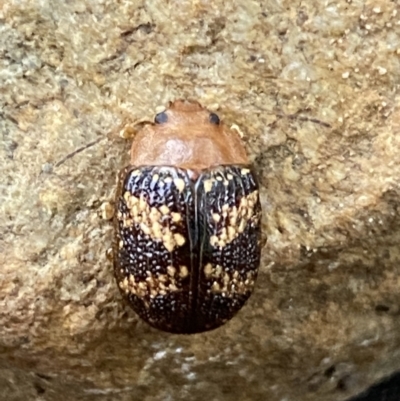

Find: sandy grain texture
0;0;399;400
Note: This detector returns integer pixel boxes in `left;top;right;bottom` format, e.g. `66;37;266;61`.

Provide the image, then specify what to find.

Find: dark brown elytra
113;100;261;334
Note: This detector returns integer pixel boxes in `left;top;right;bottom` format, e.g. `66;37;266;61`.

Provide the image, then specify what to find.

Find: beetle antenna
54;137;104;168
276;111;331;128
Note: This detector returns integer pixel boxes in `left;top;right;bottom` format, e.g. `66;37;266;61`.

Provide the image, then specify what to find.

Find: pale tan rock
0;0;399;400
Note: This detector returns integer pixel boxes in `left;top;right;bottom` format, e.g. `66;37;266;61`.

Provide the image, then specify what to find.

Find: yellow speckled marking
203;179;213;193
119;268;185;299
204;263;213;277
204;264;256;296
159;205;170;215
179;265;189;278
174;178;185;193
210;235;218;247
167;265;176;276
174;233;186;246
120;193;186;252
212;213;221;223
171;212;182;222
123;191;130;202
209;190;260;248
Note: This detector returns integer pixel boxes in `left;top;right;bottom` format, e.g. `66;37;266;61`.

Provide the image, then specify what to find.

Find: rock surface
0;0;400;400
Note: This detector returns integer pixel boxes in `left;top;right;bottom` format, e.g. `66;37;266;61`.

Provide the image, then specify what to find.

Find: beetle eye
154;111;168;124
209;113;220;125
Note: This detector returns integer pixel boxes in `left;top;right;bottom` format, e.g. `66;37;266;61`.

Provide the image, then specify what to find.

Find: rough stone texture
0;0;399;400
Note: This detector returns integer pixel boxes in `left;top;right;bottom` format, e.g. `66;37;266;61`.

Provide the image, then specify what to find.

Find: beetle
113;100;261;334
